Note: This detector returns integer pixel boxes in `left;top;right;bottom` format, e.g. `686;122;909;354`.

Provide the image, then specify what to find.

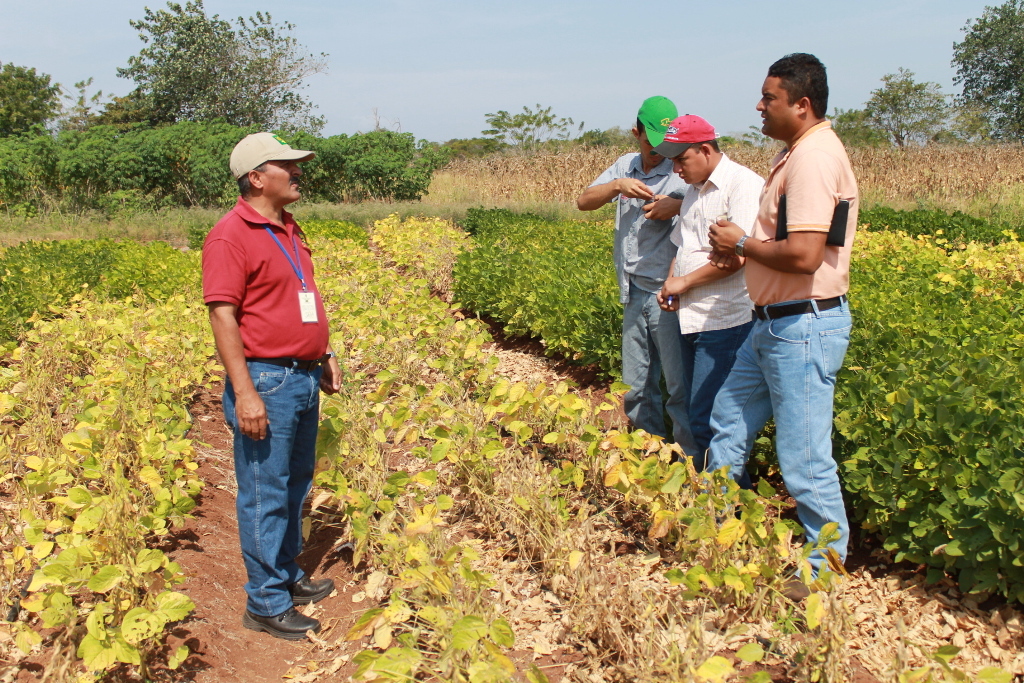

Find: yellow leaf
805;592;825;630
696;655;734;683
716;518;744;547
568;551;584;571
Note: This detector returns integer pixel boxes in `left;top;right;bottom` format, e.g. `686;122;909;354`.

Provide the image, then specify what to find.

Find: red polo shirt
202;198;330;360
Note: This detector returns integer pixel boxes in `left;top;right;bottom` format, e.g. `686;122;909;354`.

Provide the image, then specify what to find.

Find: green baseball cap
637;96;679;147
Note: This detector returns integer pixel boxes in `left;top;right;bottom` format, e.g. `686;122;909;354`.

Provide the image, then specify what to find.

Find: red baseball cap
652;115;717;158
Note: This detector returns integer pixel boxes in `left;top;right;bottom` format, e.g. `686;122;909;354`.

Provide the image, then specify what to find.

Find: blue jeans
678;320;754;473
223;361;322;616
622;281;697;455
707;300;851;573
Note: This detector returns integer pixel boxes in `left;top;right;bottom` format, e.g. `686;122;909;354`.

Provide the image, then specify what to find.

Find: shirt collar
232;197;297;233
788;120;832;153
629;154;673;178
699;153;735;192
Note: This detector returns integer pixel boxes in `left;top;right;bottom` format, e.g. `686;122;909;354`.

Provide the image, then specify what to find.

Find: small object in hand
717;214;729;223
667;295;675;306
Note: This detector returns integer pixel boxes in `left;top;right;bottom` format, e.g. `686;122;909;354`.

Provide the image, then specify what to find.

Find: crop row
314;214;1010;682
453;208;1024;604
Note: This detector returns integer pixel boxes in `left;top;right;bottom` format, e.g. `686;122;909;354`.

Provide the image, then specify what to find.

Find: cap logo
666;126;678;135
272;134;288;145
661;118;671;127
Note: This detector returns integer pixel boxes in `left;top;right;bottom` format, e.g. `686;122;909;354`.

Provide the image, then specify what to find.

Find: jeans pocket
817;325;851;381
254;371;289;397
767;315;809;344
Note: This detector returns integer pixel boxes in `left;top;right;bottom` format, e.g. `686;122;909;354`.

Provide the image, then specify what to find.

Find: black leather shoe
242;607;320;641
289;576;335;605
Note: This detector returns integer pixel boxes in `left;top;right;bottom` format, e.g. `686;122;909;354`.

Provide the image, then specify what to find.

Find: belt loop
289;359;298;371
810;299;821;317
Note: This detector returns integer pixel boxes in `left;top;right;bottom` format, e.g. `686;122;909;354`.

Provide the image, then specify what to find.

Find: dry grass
433;144;1024;221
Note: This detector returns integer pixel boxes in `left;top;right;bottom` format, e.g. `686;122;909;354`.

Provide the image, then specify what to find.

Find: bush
454;208;622;375
0;124;450;214
837;231;1024;601
453;209;1024;601
0;239;197;341
860;205;1016;246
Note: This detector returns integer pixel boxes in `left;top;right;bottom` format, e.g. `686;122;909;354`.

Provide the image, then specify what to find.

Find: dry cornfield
431;145;1024;217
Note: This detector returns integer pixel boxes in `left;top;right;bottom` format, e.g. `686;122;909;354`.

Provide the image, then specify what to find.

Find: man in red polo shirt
202;132;342;640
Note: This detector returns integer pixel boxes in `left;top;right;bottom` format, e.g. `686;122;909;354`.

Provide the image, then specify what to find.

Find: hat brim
652;141;689;158
266;149;316;164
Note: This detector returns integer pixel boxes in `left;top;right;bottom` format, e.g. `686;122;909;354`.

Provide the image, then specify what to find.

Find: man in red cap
576;97;696;455
652;115;765;482
203;132;343;639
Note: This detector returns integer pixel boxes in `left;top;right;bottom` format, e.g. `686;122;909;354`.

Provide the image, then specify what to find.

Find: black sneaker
242;607;321;641
289;576;335;605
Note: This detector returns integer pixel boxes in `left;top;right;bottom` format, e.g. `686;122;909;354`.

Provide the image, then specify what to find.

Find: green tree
831;108;890;147
482;104;584;149
953;0;1024;140
59;78;107;132
0;62;61;136
115;0;327;132
865;68;948;147
442;137;507;158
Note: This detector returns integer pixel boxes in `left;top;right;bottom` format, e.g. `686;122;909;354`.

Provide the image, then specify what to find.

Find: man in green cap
577;96;695;453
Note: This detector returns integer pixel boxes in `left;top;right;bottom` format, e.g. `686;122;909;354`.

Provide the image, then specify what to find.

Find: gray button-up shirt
590;153;688;303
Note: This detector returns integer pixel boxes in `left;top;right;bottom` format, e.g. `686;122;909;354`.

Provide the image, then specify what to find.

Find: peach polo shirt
744;121;859;306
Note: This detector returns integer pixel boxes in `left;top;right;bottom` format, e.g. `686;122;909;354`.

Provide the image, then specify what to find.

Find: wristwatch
735;236;749;256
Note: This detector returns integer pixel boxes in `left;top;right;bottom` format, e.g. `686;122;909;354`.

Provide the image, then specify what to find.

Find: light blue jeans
622;281;697;455
678;320;754;477
223;361;322;616
707;300;851;572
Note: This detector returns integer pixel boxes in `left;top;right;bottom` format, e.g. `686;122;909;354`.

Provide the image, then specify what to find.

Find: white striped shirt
670;154;765;334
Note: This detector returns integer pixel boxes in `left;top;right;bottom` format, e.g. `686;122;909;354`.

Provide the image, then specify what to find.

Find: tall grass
434;144;1024;223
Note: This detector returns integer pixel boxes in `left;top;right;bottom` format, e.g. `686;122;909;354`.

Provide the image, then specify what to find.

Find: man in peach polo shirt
706;53;858;585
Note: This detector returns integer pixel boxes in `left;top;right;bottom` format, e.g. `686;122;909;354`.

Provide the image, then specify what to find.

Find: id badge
298;291;318;323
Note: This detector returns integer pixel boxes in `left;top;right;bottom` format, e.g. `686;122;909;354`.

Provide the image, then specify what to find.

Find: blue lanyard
265;226;308;291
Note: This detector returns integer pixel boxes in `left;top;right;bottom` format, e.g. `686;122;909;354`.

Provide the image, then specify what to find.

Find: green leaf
168;644;190;670
77;633;117;671
451;615;489;651
526;664;551;683
976;667;1013;683
135;548;165;573
489;617;515;647
736;642;765;663
155;591;195;622
87;565;124;594
120;607;162;645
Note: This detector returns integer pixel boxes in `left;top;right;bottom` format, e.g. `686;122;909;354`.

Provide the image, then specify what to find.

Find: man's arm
209;302;268;440
577;177;654;211
658;261;743;310
709;220;826;275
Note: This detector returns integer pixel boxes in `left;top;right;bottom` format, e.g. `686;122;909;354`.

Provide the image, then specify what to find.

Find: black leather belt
753;295;846;321
246;355;330;370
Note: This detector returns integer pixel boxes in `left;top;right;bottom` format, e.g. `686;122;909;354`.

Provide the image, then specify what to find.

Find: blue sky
0;0;994;141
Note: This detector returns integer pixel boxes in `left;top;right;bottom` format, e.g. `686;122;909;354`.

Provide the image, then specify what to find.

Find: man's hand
617;178;655;200
657;276;688;311
235;390;268;440
644;195;683;221
320;356;342;394
709;252;745;271
709;218;746;255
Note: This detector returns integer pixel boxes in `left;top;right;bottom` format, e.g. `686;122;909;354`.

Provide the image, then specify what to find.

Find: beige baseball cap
229;132;315;179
